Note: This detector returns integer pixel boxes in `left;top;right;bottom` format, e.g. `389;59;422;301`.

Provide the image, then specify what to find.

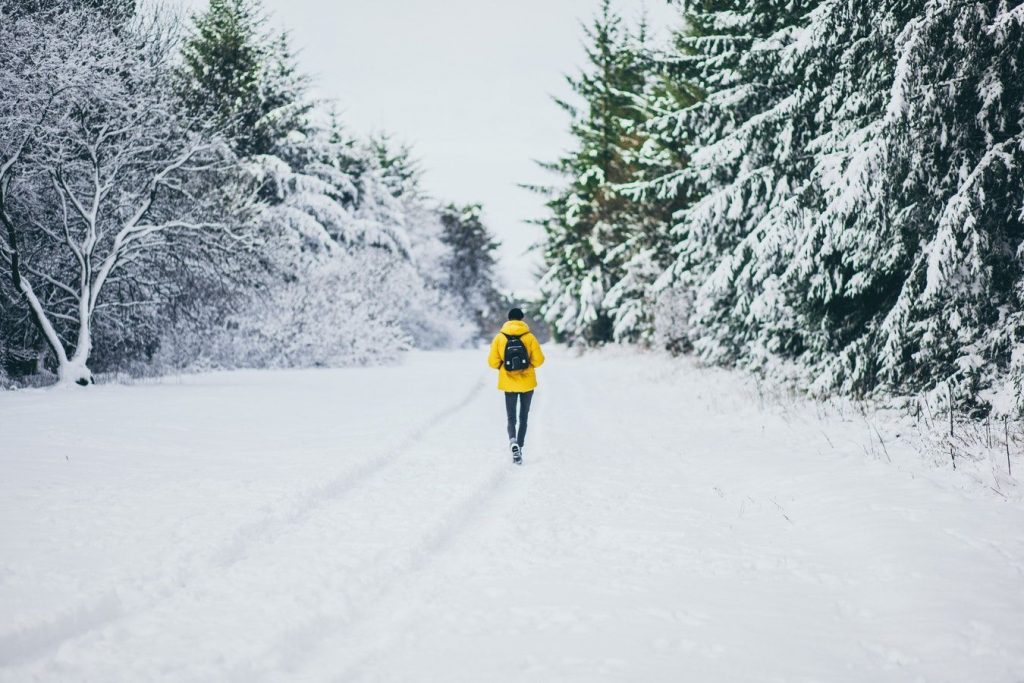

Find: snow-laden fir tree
537;0;660;344
784;0;1024;411
439;203;507;339
643;0;1024;411
541;0;1023;412
179;0;308;159
607;13;702;345
641;0;821;366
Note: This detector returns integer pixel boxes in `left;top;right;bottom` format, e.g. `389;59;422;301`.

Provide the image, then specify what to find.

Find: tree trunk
64;306;94;386
57;355;93;386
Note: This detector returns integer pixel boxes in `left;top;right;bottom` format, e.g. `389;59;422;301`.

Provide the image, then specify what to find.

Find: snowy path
2;349;1023;682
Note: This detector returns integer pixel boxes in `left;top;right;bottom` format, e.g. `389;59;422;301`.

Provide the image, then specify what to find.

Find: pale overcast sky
180;0;680;294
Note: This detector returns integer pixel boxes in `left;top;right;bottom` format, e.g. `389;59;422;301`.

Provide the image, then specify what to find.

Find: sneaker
511;441;522;465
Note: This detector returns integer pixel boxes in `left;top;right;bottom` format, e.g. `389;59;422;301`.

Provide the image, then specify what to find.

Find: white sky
181;0;680;294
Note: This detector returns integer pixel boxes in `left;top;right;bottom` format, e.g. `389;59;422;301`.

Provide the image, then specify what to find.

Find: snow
2;348;1023;681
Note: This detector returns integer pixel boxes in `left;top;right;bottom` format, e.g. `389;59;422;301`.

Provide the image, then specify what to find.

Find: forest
537;0;1024;416
0;0;506;387
2;0;1022;419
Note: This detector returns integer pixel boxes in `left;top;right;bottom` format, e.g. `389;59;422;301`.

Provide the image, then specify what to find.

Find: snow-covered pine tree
179;0;309;159
606;15;701;344
772;0;932;397
642;0;1023;412
179;2;423;263
787;0;1024;412
537;0;655;344
439;203;506;339
880;0;1024;413
643;0;821;367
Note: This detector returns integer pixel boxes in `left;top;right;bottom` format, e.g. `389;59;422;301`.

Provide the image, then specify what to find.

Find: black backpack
502;333;531;372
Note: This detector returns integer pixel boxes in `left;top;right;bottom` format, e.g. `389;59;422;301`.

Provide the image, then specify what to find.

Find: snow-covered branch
0;2;243;385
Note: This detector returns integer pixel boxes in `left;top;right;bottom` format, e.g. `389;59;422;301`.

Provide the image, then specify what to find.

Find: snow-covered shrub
157;251;405;369
157;244;474;371
652;285;696;355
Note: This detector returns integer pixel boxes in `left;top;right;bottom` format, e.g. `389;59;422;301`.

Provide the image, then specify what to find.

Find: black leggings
505;390;534;447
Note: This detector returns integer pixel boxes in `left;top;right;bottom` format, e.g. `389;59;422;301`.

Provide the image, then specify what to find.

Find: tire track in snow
226;379;526;680
229;460;514;682
318;362;593;681
0;593;123;668
211;374;488;566
0;375;487;669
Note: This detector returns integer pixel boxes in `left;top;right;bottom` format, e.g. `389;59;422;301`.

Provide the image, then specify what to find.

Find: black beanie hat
508;308;525;321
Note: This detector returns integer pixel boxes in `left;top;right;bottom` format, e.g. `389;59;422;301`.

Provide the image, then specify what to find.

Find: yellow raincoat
487;320;545;392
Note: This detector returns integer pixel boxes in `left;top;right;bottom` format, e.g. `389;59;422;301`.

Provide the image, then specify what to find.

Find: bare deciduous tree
0;3;248;385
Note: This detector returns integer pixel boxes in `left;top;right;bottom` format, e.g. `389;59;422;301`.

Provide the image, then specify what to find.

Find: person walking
487;308;545;465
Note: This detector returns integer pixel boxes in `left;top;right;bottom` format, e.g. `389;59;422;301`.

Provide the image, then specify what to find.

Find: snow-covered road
2;349;1023;682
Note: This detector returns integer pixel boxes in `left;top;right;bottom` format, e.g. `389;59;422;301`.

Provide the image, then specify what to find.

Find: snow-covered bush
651;285;695;355
157;243;474;371
157;252;404;369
